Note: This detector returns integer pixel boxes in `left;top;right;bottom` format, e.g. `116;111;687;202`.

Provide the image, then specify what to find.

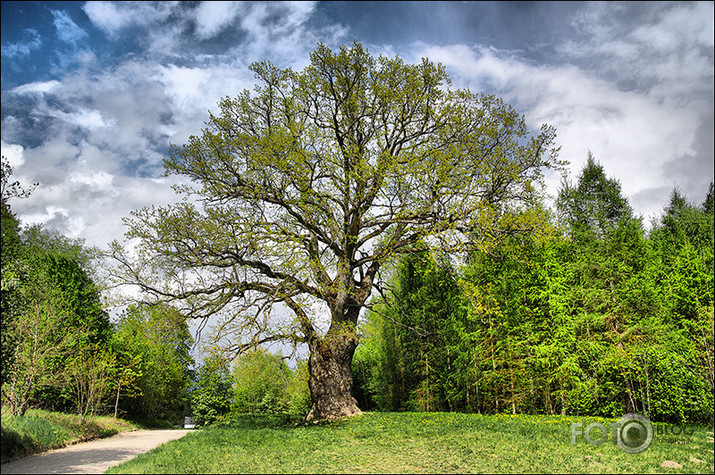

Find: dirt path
0;429;195;474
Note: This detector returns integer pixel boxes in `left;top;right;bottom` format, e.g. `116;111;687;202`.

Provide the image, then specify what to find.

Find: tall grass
1;406;139;463
108;412;714;474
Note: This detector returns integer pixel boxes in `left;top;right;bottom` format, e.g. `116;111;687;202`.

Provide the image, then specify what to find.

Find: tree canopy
111;41;561;420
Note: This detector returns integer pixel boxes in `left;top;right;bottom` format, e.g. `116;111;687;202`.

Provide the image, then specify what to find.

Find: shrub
191;354;232;427
231;348;291;414
286;359;311;416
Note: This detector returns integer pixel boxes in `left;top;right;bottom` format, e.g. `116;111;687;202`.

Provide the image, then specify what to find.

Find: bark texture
305;325;362;421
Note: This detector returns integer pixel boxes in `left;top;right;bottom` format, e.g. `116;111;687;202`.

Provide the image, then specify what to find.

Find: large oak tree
111;42;560;420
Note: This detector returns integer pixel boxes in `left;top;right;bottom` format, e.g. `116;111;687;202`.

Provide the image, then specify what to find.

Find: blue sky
2;1;713;252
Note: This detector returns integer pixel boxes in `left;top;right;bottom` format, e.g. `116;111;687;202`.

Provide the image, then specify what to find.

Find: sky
2;2;713;268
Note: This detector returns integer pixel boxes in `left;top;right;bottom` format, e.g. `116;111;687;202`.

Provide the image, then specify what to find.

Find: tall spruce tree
556;152;634;241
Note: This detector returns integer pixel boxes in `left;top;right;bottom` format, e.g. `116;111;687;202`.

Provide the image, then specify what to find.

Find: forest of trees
353;155;714;425
3;151;712;427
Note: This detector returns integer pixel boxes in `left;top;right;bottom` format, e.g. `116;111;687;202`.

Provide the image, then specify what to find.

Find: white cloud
69;170;115;191
11;80;62;96
195;1;242;39
561;2;713;95
415;40;708;222
1;28;42;58
231;1;341;66
52;10;88;45
1;61;212;248
8;135;186;247
49;108;113;131
23;205;70;224
632;2;714;51
84;1;341;68
152;63;255;123
83;1;178;36
1;141;25;168
154;65;214;110
82;1;130;35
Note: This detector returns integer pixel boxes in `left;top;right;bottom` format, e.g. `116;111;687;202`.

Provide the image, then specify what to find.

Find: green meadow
107;412;714;474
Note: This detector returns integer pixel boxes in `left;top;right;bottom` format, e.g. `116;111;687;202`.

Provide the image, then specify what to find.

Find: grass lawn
107;412;714;474
1;406;140;464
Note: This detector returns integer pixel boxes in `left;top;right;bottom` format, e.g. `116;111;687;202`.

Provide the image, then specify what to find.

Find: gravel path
0;429;195;474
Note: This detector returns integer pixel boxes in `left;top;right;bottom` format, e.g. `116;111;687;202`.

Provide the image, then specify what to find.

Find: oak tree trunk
305;322;362;421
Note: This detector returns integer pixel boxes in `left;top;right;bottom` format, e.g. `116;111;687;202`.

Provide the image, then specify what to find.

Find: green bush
286;360;311;416
647;345;713;424
231;348;291;414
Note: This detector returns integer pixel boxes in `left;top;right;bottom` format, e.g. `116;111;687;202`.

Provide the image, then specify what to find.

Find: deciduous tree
1;262;82;415
1;155;37;387
111;42;560;420
112;304;193;423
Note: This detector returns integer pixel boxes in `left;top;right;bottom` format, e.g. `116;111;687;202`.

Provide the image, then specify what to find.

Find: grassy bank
107;412;714;474
1;406;140;464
